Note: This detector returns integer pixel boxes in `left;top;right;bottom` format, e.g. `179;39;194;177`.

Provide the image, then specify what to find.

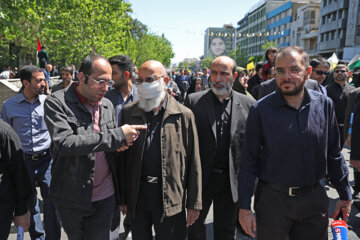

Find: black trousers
131;181;186;240
56;195;115;240
0;198;14;239
188;171;237;240
255;182;329;240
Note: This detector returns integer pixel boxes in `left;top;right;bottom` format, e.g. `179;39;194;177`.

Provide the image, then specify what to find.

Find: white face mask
137;80;163;99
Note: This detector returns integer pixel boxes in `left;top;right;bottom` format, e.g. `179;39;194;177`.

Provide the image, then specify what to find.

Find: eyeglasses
86;75;114;87
314;70;329;76
135;75;164;85
334;70;347;74
275;67;304;77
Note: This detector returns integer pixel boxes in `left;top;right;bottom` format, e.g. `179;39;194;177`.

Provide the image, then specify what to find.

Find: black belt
25;149;50;160
260;180;320;197
141;176;159;184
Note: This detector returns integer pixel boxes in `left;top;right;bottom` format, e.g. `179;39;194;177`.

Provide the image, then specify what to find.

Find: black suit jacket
185;89;255;202
257;78;320;99
350;92;360;160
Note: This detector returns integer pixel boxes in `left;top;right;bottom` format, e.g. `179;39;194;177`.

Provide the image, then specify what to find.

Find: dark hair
264;47;278;62
352;71;360;87
108;55;133;78
310;58;330;69
61;66;74;75
338;60;347;65
19;65;43;84
276;46;309;68
334;64;348;71
79;55;108;83
255;61;264;72
42;45;46;49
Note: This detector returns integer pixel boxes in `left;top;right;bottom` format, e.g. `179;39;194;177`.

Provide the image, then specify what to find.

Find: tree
0;1;174;68
200;57;213;69
262;41;278;52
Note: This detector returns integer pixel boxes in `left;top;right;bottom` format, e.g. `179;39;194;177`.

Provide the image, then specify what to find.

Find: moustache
213;81;226;87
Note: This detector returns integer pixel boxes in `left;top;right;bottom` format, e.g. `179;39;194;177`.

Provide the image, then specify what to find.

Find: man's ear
124;71;130;80
78;72;86;83
22;79;29;88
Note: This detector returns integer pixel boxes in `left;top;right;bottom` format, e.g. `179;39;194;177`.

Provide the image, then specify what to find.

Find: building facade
237;1;267;58
290;2;321;57
236;0;300;59
318;0;349;58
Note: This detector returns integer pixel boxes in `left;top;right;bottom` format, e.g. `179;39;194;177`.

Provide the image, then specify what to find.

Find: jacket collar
273;88;312;109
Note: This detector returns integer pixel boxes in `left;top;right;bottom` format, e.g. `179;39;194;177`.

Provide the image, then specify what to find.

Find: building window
357;25;360;36
321;33;324;42
338;29;343;38
323;0;327;7
304;11;310;25
330;31;335;40
310;11;316;24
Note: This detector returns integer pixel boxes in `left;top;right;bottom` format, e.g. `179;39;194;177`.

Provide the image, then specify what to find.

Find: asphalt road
8;147;360;239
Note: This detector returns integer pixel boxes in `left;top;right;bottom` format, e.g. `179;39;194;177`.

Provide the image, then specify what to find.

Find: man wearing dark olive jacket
120;60;202;240
0;119;32;239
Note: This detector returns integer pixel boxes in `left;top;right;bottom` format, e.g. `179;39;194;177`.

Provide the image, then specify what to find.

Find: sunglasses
334;70;347;73
314;70;329;76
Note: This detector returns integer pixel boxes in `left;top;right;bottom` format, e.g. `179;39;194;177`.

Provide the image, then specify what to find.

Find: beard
210;80;233;96
138;79;167;112
277;79;305;96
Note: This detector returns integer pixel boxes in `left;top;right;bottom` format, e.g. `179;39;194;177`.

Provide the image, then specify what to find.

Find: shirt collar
17;92;40;104
274;88;311;109
73;82;102;106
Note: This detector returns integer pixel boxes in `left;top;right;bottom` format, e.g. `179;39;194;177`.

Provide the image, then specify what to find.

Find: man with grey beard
185;56;255;240
119;60;202;240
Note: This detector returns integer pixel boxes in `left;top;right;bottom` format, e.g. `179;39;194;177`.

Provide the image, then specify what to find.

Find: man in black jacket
44;55;146;240
0;119;32;239
186;56;255;240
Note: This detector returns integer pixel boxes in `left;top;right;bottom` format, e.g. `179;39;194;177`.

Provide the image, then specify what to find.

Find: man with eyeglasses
326;64;355;148
238;47;352;239
43;55;147;240
1;65;61;240
309;58;330;96
119;60;202;240
257;66;320;99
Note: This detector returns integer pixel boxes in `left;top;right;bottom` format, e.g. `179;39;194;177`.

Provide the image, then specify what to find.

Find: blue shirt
238;89;352;210
116;86;137;126
44;69;51;87
1;93;51;154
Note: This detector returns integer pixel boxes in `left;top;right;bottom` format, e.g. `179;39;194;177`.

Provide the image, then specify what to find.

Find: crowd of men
1;45;360;240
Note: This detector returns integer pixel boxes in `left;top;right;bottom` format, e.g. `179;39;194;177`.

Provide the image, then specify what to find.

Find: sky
129;0;256;65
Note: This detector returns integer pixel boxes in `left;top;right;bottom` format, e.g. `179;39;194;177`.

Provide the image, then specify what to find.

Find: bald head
211;56;237;74
139;60;167;78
